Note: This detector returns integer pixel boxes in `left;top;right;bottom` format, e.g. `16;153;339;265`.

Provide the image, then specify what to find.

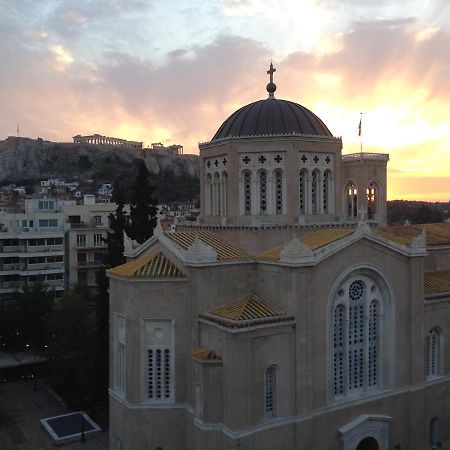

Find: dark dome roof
212;98;333;140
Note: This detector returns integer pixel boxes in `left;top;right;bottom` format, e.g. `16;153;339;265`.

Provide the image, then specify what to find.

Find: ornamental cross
242;155;251;164
274;154;282;163
325;156;331;164
267;62;276;83
313;155;320;163
301;155;308;163
258;155;267;164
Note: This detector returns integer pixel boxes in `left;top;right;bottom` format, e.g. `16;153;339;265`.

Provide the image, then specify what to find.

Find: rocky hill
0;137;199;184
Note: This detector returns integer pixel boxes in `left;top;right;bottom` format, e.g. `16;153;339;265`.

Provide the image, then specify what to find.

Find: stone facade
108;77;450;450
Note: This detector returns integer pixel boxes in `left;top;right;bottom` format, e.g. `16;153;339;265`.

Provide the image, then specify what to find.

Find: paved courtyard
0;380;109;450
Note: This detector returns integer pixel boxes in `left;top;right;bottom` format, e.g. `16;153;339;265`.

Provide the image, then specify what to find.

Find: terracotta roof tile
107;251;185;279
199;293;294;329
258;228;353;261
165;230;250;261
378;223;450;247
424;270;450;296
192;349;222;361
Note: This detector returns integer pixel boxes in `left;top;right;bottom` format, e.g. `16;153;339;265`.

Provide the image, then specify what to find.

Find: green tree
7;282;54;353
103;187;127;268
414;204;443;224
49;286;100;408
126;159;157;244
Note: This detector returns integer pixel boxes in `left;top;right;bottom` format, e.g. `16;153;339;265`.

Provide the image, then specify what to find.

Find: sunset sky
0;0;449;201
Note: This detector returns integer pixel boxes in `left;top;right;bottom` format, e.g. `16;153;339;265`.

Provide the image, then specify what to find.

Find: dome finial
266;62;277;98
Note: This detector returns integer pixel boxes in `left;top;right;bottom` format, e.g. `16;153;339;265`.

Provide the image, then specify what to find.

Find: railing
76;260;104;267
342;152;389;161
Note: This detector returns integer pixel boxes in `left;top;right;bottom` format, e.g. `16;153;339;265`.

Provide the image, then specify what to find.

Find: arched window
426;328;440;378
265;365;276;418
205;174;212;216
345;182;358;220
221;171;228;216
332;273;389;398
429;417;439;449
259;170;267;215
323;170;331;214
274;170;283;215
243;171;252;216
299;169;307;214
213;173;220;216
367;182;378;220
311;170;319;214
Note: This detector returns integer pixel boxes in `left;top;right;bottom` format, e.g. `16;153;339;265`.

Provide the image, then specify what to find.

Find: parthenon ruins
73;134;143;149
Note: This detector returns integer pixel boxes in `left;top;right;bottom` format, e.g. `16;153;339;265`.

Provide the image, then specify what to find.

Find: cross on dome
266;62;277;98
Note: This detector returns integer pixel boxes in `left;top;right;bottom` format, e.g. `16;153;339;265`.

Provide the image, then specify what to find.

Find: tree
49;286;100;409
103;187;127;269
8;282;54;353
126;159;157;244
414;204;443;224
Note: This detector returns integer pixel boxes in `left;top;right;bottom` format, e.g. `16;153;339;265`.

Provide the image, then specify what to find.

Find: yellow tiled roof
165;230;250;261
419;223;450;246
192;349;222;361
259;228;353;261
199;293;293;329
107;251;185;279
378;223;450;247
211;293;282;320
424;270;450;295
377;226;423;246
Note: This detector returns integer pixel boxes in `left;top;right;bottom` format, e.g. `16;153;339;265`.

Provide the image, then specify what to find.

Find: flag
358;115;362;137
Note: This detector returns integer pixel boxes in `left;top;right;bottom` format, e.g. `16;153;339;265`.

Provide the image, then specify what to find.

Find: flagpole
359;113;363;153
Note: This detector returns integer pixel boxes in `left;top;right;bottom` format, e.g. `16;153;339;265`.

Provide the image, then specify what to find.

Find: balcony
76;260;104;269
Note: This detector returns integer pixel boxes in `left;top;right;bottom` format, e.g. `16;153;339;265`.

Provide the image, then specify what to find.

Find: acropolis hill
0;136;199;185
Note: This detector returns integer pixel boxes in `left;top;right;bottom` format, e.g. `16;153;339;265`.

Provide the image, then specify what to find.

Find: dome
212;98;333;140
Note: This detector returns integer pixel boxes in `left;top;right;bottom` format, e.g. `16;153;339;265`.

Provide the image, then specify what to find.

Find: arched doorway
356;437;379;450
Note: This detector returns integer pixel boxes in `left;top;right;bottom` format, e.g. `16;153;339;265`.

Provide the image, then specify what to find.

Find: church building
107;64;450;450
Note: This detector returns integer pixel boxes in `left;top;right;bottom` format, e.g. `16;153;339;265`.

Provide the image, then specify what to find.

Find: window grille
275;171;283;215
265;366;276;418
311;171;318;214
148;348;171;400
426;329;439;378
333;305;345;395
299;170;306;214
332;278;382;398
259;171;267;214
244;171;251;215
323;171;330;213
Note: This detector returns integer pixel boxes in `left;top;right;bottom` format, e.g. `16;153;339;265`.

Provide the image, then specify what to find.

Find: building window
345;182;358;220
94;215;102;227
39;219;58;227
429;417;440;449
265;366;276;418
275;170;283;215
426;328;440;378
311;170;319;214
77;270;87;285
115;316;126;395
332;274;388;398
94;233;103;247
243;171;252;215
259;170;267;215
76;234;86;248
38;200;54;210
299;169;307;214
367;182;378;220
143;320;174;403
323;170;331;214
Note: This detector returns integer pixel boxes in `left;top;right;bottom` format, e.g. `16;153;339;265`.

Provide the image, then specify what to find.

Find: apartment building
0;198;67;301
63;195;116;294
